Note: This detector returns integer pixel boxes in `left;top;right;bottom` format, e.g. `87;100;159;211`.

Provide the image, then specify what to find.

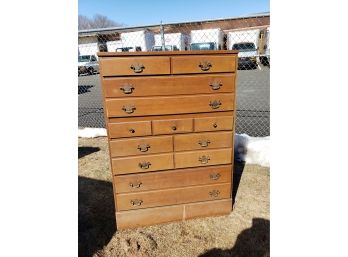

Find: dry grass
79;137;270;257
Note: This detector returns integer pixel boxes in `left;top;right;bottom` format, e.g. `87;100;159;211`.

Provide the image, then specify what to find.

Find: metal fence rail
78;14;270;137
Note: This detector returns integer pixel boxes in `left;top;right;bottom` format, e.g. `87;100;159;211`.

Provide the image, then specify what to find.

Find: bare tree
78;14;124;30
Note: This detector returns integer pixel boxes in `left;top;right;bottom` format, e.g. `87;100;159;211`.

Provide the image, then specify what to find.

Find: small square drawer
174;148;232;169
171;55;236;74
110;135;173;157
112;153;174;175
108;121;151;139
194;115;234;132
174;131;233;151
100;56;170;76
152;118;193;135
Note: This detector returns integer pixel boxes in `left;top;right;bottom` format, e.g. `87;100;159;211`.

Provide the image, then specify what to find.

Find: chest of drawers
98;50;238;229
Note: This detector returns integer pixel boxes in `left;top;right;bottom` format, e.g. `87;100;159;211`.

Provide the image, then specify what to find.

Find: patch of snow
78;128;107;138
234;134;270;167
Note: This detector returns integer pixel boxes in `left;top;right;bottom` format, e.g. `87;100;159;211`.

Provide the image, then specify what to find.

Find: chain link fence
78;13;270;137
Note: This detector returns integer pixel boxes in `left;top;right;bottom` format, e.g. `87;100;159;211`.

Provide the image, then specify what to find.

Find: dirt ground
79;137;270;257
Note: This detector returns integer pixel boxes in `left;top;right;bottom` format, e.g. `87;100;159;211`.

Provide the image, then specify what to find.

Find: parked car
78;55;99;76
115;46;142;52
232;42;258;70
151;45;179;51
190;42;217;50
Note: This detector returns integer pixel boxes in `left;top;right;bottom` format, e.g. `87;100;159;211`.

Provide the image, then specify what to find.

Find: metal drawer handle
209;81;223;90
122;105;136;114
213;123;218;128
199;61;212;71
138;161;151;169
171;125;177;131
209;100;221;109
137;144;150;152
130;199;143;206
198;139;211;147
199;155;210;164
130;63;145;73
209;173;221;180
209;190;220;198
129;181;142;188
120;84;134;94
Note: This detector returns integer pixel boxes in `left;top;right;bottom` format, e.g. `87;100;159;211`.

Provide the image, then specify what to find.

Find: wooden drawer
108;121;151;138
185;199;232;220
194;115;234;132
110;135;173;157
174;131;233;151
116;183;231;211
171;55;236;74
152;118;193;135
116;204;184;229
102;74;235;98
105;94;235;117
112;153;174;175
175;148;232;169
100;56;170;76
114;165;232;193
115;198;232;229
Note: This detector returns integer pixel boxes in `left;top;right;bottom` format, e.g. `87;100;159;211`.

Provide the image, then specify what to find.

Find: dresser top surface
97;50;238;57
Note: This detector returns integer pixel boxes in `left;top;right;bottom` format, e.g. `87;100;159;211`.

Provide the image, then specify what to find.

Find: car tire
88;68;94;75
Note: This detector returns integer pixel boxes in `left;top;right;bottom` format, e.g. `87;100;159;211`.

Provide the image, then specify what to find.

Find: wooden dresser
98;50;238;229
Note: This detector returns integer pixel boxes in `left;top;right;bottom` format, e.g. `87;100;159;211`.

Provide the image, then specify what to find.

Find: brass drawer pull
130;63;145;73
199;61;212;71
209;81;222;90
171;126;177;131
122;105;136;114
209;190;220;198
137;144;150;152
138;161;151;169
213;123;218;128
130;199;143;206
209;173;221;180
128;128;135;133
198;139;211;147
120;84;134;94
209;100;221;109
129;181;142;188
199;155;210;164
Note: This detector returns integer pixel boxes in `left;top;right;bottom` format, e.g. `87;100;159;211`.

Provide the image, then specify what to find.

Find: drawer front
174;131;233;151
185;199;232;220
102;74;235;98
116;204;183;229
116;183;231;211
175;148;232;169
100;56;170;76
152;118;193;135
114;165;232;193
108;121;151;138
171;55;236;74
112;153;174;175
105;94;235;117
110;135;173;157
194;115;234;132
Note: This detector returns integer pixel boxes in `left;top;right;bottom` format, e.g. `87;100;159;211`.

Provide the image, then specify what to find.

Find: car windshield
191;43;215;50
232;43;256;51
78;55;91;62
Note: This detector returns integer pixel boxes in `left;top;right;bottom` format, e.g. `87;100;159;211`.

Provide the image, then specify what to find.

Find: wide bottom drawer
114;165;232;193
116;182;231;211
116;199;232;229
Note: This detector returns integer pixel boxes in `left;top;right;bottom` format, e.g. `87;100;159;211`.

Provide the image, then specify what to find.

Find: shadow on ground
79;85;94;95
78;147;100;159
232;161;246;204
199;218;270;257
78;176;116;257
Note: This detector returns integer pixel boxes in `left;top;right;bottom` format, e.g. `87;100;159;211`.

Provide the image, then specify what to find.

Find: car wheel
88;68;94;75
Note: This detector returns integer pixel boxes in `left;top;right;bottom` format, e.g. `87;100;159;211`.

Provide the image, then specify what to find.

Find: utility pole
160;20;165;51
